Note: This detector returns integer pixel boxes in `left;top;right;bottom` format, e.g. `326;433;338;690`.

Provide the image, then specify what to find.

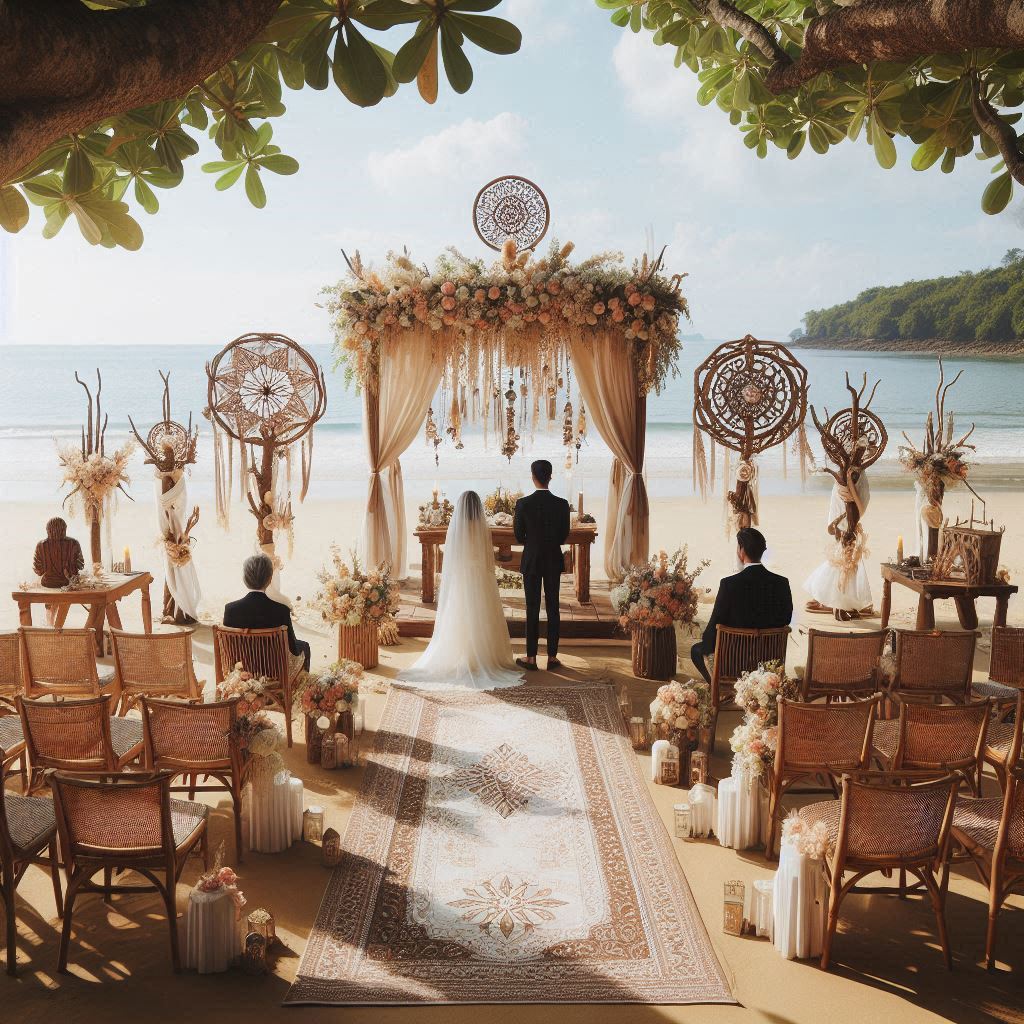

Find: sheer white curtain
157;472;201;619
569;332;649;579
361;335;442;579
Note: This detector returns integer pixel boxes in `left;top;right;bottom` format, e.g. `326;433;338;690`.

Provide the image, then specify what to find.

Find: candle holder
628;716;649;751
673;802;692;839
302;806;325;843
723;880;745;936
247;907;276;945
617;684;631;723
321;827;342;868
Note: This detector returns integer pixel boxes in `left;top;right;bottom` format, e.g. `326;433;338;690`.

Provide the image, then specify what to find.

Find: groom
513;459;571;671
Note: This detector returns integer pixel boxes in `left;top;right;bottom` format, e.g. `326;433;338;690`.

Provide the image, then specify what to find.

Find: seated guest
33;516;84;587
223;554;311;672
690;527;793;684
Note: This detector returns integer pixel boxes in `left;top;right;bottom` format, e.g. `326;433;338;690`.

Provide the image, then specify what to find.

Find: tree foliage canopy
801;251;1024;346
598;0;1024;216
0;0;521;249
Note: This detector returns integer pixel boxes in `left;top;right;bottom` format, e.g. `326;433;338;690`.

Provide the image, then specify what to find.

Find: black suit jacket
223;591;302;657
513;489;571;577
701;563;793;651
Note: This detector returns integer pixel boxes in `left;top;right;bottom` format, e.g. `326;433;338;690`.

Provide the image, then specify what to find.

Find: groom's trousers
523;570;562;658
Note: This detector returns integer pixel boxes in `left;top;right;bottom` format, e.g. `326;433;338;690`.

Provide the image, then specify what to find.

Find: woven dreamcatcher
692;335;809;530
205;333;326;560
473;175;550;252
129;372;200;623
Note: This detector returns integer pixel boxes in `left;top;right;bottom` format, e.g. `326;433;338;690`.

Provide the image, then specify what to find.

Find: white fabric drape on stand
911;480;929;558
803;474;872;612
772;843;825;960
569;332;649;579
362;336;442;580
157;473;201;619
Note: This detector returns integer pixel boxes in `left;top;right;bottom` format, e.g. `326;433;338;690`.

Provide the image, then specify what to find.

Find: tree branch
0;0;283;185
693;0;790;67
971;72;1024;186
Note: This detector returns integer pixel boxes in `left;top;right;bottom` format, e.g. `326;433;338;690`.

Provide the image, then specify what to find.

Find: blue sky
2;0;1021;346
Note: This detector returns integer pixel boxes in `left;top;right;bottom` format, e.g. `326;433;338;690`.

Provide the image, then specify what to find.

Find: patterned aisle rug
285;684;733;1006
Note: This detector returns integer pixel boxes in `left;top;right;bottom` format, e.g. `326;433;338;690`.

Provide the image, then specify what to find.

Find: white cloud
365;112;528;192
503;0;571;49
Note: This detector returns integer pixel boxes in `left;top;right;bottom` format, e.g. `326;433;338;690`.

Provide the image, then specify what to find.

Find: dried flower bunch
611;548;707;630
196;842;246;916
295;660;363;719
313;547;400;628
483;484;522;518
218;663;273;718
58;442;134;523
327;239;689;395
417;496;454;527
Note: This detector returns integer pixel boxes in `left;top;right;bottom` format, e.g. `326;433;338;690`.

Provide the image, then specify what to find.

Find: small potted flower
649;679;712;775
313;547;400;669
294;659;363;762
611;548;707;680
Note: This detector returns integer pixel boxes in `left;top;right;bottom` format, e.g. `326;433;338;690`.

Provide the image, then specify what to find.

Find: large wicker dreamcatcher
693;335;809;529
205;333;326;556
473;175;550;252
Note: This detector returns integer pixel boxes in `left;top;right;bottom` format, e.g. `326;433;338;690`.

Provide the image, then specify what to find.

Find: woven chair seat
872;719;898;763
4;792;56;853
0;713;25;753
110;717;144;759
952;797;1003;851
986;721;1016;761
972;680;1018;701
797;798;841;846
170;798;209;848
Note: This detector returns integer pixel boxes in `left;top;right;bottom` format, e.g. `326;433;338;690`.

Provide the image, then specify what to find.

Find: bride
397;490;524;691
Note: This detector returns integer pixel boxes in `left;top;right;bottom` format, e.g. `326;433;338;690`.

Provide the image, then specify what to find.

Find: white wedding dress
803;474;873;612
397;490;524;691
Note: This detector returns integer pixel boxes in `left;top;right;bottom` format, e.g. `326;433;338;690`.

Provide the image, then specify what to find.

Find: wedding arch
324;240;690;581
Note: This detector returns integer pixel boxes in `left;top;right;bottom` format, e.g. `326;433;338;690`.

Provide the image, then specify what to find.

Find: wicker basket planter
338;622;379;670
632;625;676;681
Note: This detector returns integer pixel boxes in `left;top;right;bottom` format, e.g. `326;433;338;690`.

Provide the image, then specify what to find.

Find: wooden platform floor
396;575;624;642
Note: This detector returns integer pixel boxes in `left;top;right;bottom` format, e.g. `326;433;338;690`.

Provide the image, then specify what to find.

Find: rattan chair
141;696;246;861
708;625;791;751
18;694;144;792
946;761;1024;969
799;770;959;971
0;632;27;789
212;625;299;747
873;698;992;795
50;770;208;972
0;782;63;975
800;629;886;702
983;692;1023;790
889;629;978;704
972;626;1024;717
765;695;880;858
19;627;118;701
111;629;202;714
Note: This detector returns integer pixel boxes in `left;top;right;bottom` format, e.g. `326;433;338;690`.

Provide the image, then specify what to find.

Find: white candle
123;546;132;573
896;535;903;563
577;491;584;516
651;740;670;783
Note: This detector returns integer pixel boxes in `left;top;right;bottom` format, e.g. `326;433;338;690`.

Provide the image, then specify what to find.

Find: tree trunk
0;0;283;185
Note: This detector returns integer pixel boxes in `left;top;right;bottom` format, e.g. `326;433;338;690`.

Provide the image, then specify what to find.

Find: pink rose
441;281;456;296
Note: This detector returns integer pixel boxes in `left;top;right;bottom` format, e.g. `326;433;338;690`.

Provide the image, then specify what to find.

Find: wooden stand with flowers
649;680;713;780
314;547;398;670
296;660;363;764
612;548;707;682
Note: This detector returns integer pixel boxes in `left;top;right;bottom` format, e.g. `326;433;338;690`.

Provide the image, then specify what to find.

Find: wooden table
13;572;154;655
413;524;597;604
879;562;1017;631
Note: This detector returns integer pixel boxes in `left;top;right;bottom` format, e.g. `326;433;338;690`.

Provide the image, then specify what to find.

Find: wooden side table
879;563;1016;631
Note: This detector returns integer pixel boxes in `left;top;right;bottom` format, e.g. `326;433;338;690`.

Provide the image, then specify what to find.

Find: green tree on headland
802;252;1024;346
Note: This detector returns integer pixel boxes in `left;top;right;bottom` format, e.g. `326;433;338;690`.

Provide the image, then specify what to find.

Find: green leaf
448;0;502;11
63;147;95;195
215;163;246;190
871;116;897;169
786;130;806;159
0;187;30;233
252;121;274;153
353;0;428;30
440;23;473;94
448;13;521;55
982;171;1013;215
258;153;300;175
133;176;160;214
911;133;945;171
68;200;103;245
732;71;750;111
333;22;389;106
245;165;267;208
393;23;436;83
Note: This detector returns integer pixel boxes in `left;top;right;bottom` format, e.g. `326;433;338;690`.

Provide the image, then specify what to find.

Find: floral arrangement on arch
195;843;246;917
729;660;797;780
611;547;708;631
295;659;363;719
650;680;712;744
326;239;689;395
483;484;522;517
218;663;274;718
57;441;135;524
313;547;400;629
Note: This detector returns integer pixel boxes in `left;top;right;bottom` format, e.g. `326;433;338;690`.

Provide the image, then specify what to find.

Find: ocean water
0;342;1020;503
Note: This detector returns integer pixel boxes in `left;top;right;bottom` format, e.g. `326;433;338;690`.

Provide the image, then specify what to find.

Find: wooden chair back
711;625;790;706
892;629;978;702
141;696;238;772
802;629;886;701
212;625;291;686
18;694;118;773
989;626;1024;688
111;629;201;711
776;695;879;773
19;627;105;699
0;631;23;706
890;697;991;781
996;764;1024;864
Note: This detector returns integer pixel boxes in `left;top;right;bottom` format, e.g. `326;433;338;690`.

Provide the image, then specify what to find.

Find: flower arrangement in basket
218;663;274;718
313;547;400;630
483;485;522;518
611;548;708;630
195;842;246;917
650;680;712;746
729;660;797;780
295;660;363;720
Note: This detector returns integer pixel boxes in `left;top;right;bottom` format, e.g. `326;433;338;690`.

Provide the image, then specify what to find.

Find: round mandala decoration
146;420;191;462
823;407;887;469
693;335;808;458
473;175;550;252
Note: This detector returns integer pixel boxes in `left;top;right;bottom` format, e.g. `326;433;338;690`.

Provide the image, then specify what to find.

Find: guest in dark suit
690;527;793;684
223;554;311;671
513;459;571;671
